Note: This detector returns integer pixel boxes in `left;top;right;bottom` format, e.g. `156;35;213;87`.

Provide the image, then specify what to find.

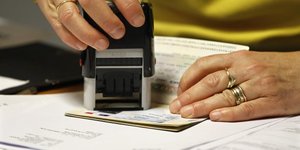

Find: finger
114;0;145;27
170;70;227;114
37;0;87;50
209;97;284;121
170;69;238;114
178;92;235;118
178;54;229;95
178;51;250;96
79;0;125;39
178;81;258;118
57;1;109;50
52;18;88;50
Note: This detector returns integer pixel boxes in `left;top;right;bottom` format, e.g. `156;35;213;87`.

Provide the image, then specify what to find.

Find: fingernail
169;100;181;114
181;105;194;118
76;43;87;51
131;14;145;27
110;26;125;39
210;111;221;121
94;39;108;51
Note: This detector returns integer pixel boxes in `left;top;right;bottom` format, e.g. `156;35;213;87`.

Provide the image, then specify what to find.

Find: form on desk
0;92;295;150
1;37;298;150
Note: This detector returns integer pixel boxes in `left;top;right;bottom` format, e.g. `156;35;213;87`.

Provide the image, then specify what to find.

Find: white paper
152;36;249;104
193;115;300;150
0;92;288;150
0;76;29;91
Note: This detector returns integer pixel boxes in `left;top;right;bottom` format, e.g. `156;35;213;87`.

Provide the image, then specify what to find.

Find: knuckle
231;50;251;58
201;73;221;89
194;101;208;117
178;92;191;106
240;103;255;119
50;22;75;45
195;57;206;67
59;7;75;23
260;75;280;95
225;109;236;121
123;0;136;10
222;90;236;106
51;20;63;30
260;75;278;87
245;63;265;75
100;18;120;33
191;103;200;117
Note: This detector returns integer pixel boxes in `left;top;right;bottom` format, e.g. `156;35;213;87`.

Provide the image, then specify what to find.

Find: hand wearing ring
169;51;300;122
170;64;246;117
36;0;145;51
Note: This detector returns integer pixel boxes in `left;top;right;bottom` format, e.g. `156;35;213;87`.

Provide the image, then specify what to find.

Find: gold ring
230;85;247;105
56;0;77;11
225;68;236;88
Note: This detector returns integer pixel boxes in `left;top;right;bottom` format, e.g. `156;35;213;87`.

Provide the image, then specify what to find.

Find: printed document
193;115;300;150
5;36;296;150
0;92;291;150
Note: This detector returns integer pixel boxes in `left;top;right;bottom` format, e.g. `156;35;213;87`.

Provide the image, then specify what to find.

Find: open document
65;36;249;132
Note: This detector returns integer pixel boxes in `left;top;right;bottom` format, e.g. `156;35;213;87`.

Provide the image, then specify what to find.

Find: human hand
169;50;300;121
36;0;145;50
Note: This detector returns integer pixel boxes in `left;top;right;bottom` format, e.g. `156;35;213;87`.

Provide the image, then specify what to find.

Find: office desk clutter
1;36;299;149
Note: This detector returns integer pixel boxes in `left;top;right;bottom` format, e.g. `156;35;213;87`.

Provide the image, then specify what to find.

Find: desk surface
37;83;83;94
